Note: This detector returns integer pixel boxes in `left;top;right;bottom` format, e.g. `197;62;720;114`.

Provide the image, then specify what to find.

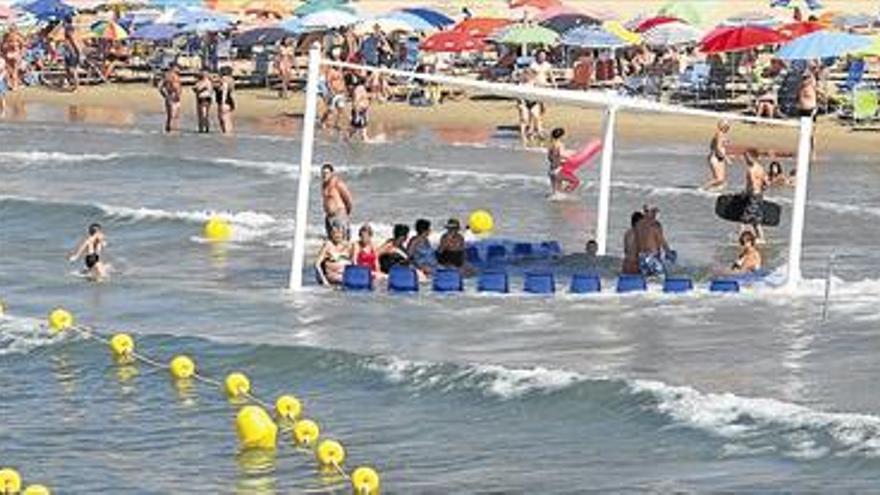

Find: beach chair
838;59;866;93
852;87;880;130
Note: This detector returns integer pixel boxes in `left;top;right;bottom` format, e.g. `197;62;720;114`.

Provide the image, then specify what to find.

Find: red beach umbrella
776;21;825;40
452;17;511;39
422;30;486;53
634;15;683;33
699;25;787;53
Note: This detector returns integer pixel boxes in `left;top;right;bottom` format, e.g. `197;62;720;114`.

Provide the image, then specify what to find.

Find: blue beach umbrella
148;0;202;9
777;31;872;60
561;25;630;49
386;11;436;31
130;22;179;40
181;18;232;33
400;7;454;28
770;0;823;11
23;0;74;21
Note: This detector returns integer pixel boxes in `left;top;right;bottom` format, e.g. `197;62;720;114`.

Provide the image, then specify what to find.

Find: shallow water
2;110;880;493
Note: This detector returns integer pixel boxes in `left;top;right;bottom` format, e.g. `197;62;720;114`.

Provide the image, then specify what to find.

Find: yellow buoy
48;308;73;334
293;418;320;447
169;355;196;379
225;372;251;399
316;439;346;468
109;333;135;358
351;466;380;495
275;395;302;421
0;468;22;494
468;210;494;235
236;405;277;450
23;485;51;495
203;217;233;242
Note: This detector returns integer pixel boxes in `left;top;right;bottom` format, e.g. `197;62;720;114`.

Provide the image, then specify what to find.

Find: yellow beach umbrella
92;20;129;41
603;20;641;45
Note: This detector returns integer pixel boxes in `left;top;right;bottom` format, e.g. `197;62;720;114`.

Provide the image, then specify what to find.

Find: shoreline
4;83;878;156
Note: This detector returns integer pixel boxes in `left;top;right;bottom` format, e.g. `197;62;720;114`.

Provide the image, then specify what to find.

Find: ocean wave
0;314;64;356
0;150;123;165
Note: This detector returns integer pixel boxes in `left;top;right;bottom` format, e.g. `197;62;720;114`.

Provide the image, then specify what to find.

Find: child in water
69;223;109;280
546;127;570;194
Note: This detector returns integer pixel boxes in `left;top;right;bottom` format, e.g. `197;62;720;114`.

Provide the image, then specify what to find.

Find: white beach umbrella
299;8;360;30
643;22;702;46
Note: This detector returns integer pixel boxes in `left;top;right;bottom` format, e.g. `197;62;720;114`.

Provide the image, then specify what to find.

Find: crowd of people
158;64;236;134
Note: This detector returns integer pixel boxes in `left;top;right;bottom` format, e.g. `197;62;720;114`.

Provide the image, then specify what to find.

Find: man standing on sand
159;65;182;133
741;149;768;243
322;163;353;240
702;119;730;191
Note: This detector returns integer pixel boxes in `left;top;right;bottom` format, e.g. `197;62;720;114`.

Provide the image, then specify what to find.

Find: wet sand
5;83;876;157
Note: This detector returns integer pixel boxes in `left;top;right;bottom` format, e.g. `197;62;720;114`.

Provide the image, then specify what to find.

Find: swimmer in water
547;127;570;194
730;230;762;273
68;223;108;280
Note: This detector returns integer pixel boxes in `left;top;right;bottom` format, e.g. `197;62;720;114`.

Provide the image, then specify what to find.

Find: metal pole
595;104;618;256
289;42;322;291
786;116;813;291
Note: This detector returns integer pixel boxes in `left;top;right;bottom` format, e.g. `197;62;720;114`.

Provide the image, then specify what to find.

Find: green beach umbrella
658;1;718;26
496;24;559;45
293;0;354;17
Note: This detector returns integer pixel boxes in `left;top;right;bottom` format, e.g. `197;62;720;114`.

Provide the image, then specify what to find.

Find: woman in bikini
193;71;213;133
315;226;352;286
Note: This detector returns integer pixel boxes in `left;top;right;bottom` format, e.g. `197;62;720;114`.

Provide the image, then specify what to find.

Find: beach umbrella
633;15;682;33
832;13;875;29
509;0;561;10
293;0;352;17
776;21;824;39
770;0;823;11
148;0;202;9
421;29;485;53
385;11;436;31
181;18;232;33
158;6;232;25
722;12;782;28
854;36;880;57
242;0;292;19
22;0;74;21
603;20;641;45
119;9;160;29
643;22;702;46
777;31;872;59
355;16;415;34
495;24;559;45
659;1;717;26
299;8;359;29
451;17;510;39
540;13;600;33
233;26;287;47
130;22;179;40
278;17;312;34
561;25;631;49
400;7;454;28
699;25;786;53
92;19;129;39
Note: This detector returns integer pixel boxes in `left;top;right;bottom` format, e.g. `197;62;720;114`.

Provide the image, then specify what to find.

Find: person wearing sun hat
437;218;466;269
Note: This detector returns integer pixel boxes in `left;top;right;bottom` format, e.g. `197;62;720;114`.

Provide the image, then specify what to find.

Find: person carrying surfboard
741;149;768;243
702;120;731;192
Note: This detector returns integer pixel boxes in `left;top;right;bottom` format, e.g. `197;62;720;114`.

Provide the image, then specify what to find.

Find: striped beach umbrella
92;20;129;40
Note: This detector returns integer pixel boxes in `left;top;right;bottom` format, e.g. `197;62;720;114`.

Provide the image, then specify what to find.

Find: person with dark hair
547;127;570;194
314;226;351;286
159;65;181;133
407;219;437;277
193;71;213;133
69;223;108;280
767;161;792;188
378;224;410;274
741;148;768;243
731;230;762;273
215;66;235;134
437;218;466;269
622;211;643;274
351;223;382;279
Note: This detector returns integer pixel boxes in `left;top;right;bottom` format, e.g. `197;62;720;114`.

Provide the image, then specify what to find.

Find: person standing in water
69;223;108;280
703;120;730;191
797;71;818;158
274;37;295;99
159;65;181;133
349;71;370;141
215;67;235;135
321;163;353;240
193;71;213;133
547;127;570;194
741;149;768;243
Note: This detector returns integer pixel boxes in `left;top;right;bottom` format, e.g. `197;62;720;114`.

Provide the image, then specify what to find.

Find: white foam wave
0;150;122;165
0;314;61;356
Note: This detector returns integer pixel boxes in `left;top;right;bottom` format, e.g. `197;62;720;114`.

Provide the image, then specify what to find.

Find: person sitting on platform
351;223;383;280
315;226;351;286
622;211;643;275
437;218;465;268
378;224;410;274
635;205;676;276
406;218;437;277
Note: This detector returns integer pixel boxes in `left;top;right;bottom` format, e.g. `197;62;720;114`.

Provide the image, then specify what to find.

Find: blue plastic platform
433;268;464;293
478;270;509;293
663;277;693;293
617;275;647;293
570;273;601;294
710;279;740;293
524;272;555;294
343;265;373;291
388;266;419;293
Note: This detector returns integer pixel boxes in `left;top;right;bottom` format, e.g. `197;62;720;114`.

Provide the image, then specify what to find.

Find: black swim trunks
85;253;99;269
741;193;764;226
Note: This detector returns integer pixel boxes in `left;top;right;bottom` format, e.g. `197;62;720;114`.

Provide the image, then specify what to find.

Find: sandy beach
6;82;877;156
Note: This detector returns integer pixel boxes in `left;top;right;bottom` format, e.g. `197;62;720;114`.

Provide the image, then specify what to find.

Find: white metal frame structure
289;43;813;292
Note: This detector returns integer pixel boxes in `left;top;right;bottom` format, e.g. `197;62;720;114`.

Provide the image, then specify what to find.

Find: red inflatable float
559;139;602;192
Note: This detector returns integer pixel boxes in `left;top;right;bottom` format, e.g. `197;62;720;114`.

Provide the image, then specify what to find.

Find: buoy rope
59;323;359;484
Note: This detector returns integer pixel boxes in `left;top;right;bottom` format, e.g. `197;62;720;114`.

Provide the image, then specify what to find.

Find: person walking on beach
702;120;730;191
322;163;353;240
159;65;181;133
193;71;213;133
349;72;370;141
62;24;82;92
274;38;295;99
741;149;768;243
68;223;108;280
215;67;235;135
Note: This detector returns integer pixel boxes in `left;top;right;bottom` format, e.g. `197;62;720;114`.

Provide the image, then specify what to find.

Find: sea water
2;114;880;493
